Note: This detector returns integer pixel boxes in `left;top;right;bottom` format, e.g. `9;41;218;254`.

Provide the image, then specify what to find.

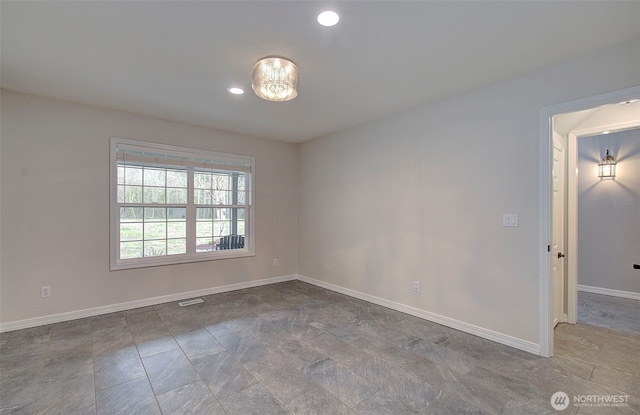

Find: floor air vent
178;298;204;307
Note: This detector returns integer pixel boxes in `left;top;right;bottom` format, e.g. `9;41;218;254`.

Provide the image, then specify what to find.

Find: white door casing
538;85;640;357
552;132;566;327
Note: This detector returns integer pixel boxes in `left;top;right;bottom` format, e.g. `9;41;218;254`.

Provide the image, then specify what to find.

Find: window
110;138;254;270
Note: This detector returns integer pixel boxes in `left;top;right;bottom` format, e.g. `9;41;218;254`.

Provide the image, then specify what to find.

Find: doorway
538;85;640;357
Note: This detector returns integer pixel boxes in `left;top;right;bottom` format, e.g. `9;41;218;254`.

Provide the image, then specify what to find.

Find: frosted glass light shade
252;57;299;102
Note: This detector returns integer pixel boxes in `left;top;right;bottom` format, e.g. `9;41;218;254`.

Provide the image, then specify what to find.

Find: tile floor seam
190;332;261;413
201;380;232;415
309;373;379;412
90;318;105;415
130;316;163;415
29;329;52;415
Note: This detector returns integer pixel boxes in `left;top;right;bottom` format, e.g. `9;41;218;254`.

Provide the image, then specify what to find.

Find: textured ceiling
2;1;639;143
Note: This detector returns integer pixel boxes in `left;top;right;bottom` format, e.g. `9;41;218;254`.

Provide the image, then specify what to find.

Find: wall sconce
598;150;617;178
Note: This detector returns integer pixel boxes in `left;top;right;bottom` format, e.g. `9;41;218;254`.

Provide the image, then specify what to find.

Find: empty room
1;1;639;414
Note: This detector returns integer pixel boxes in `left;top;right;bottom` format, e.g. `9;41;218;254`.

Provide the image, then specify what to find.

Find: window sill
110;249;255;271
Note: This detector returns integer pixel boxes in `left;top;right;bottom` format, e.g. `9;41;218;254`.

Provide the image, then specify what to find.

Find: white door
552;133;566;327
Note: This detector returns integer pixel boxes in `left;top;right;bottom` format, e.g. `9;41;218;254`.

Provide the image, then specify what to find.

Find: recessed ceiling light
228;87;244;95
602;130;611;134
318;11;339;27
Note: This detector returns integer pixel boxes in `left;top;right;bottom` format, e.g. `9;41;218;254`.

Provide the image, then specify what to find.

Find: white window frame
110;137;255;270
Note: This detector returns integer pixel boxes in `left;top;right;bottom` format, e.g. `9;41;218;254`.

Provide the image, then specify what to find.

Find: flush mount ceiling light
251;57;300;102
318;10;339;26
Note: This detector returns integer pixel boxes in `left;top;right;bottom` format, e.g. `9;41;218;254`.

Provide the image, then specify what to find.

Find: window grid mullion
186;167;197;255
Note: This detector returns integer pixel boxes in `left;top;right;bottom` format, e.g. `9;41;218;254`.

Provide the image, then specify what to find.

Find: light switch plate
503;213;518;227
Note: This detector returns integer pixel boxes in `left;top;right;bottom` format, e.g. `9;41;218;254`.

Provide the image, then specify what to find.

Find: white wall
577;129;640;293
298;40;640;350
0;90;298;326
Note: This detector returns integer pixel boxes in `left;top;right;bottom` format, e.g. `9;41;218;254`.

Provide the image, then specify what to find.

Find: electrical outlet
502;213;518;227
413;281;420;292
273;258;279;267
41;286;51;298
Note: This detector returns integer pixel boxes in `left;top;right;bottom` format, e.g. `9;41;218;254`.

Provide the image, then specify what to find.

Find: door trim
566;118;640;324
538;85;640;357
552;133;566;327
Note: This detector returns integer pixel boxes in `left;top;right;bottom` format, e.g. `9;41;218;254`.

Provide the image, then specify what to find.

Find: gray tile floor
1;282;638;414
577;291;639;335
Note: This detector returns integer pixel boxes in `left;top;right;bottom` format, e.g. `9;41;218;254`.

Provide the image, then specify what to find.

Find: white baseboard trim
578;284;640;301
1;272;542;356
297;274;541;355
0;274;297;333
